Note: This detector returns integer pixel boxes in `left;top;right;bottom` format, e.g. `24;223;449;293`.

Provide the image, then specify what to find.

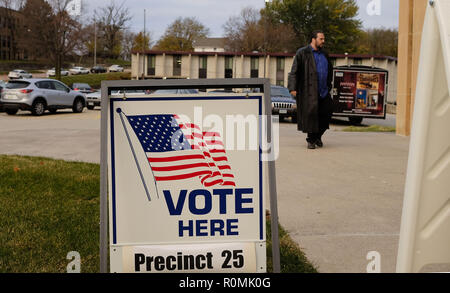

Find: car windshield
73;83;90;88
6;81;30;89
271;87;291;97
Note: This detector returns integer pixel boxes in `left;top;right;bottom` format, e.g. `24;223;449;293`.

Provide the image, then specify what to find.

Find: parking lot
0;109;101;163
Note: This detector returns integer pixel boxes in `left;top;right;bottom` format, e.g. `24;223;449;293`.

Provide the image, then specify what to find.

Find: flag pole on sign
116;108;157;201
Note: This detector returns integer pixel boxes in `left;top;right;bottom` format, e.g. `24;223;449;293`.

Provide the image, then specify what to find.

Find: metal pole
142;9;146;79
263;79;281;273
99;82;109;273
94;21;97;67
117;109;153;202
264;0;268;78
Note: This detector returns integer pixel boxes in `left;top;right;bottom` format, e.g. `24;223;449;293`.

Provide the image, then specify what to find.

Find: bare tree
17;0;54;60
155;17;209;51
223;7;297;53
95;0;131;59
46;0;82;79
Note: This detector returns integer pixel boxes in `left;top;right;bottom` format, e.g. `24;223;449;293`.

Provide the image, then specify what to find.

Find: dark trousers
307;96;333;143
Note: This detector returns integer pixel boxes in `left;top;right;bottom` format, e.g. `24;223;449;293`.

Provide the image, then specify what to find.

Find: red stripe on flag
155;170;211;181
204;179;224;187
148;154;204;163
151;162;210;172
222;181;236;187
210;149;226;154
212;156;228;162
218;165;231;170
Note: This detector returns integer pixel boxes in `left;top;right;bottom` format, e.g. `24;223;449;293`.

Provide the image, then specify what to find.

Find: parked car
85;89;151;110
271;85;297;122
86;90;100;110
108;64;124;72
46;68;69;77
69;66;90;75
90;66;107;73
0;79;86;116
71;83;93;94
0;80;6;112
8;69;32;79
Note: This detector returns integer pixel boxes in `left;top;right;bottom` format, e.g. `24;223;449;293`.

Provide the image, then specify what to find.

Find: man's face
313;33;326;48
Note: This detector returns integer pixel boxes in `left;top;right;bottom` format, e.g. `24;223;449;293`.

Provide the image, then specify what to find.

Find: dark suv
271;85;297;122
90;66;107;73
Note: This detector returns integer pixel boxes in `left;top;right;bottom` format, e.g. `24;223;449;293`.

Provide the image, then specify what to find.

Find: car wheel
6;108;18;115
72;98;84;113
87;105;95;110
31;100;46;116
349;116;363;125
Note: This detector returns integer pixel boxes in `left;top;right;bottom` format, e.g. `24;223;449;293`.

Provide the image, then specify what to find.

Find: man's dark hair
310;30;324;42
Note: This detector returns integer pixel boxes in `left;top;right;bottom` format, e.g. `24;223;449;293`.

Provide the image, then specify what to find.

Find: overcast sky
86;0;399;40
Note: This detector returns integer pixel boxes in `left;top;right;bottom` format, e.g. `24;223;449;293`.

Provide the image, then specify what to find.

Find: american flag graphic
125;113;235;188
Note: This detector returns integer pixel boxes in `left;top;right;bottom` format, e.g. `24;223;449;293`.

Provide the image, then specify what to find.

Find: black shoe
307;141;316;149
315;139;323;148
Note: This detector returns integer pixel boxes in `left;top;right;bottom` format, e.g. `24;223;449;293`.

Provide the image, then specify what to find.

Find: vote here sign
107;94;266;273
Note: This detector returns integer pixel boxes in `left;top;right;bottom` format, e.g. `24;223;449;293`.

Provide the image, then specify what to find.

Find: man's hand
290;91;297;97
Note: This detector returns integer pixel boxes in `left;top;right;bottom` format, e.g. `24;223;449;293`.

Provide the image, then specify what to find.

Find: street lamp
264;0;271;78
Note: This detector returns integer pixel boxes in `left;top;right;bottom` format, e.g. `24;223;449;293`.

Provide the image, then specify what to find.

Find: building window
173;55;182;76
199;56;207;79
276;57;285;86
251;56;259;78
225;56;233;78
353;58;362;65
147;55;156;76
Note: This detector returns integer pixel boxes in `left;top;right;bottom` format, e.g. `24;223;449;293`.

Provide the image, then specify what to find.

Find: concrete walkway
275;122;410;273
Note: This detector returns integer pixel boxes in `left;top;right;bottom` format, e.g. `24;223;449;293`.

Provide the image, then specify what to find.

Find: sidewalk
275;124;410;273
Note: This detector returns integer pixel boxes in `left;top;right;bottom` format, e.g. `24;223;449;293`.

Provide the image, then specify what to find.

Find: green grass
266;218;318;273
0;155;317;273
342;125;396;132
0;155;100;273
58;72;131;89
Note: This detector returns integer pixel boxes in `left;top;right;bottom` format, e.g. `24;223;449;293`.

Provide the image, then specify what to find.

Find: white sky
86;0;399;40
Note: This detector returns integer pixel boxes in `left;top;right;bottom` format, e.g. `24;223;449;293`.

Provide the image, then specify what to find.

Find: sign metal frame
100;78;281;273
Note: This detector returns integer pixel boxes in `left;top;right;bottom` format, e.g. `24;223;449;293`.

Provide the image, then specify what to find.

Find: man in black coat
288;30;334;149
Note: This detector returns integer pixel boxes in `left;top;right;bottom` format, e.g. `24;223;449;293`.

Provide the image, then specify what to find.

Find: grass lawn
0;155;317;273
59;72;131;89
342;125;396;132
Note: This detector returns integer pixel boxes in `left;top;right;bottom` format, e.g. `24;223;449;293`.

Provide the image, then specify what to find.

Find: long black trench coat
287;45;334;133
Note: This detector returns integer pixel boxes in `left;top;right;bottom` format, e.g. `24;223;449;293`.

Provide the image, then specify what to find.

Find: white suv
8;69;32;79
108;64;124;72
0;79;86;116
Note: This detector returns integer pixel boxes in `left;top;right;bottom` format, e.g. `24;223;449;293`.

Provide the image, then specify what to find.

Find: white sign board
396;0;450;273
107;93;266;273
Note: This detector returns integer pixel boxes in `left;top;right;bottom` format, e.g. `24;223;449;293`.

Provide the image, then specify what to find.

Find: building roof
193;37;228;48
